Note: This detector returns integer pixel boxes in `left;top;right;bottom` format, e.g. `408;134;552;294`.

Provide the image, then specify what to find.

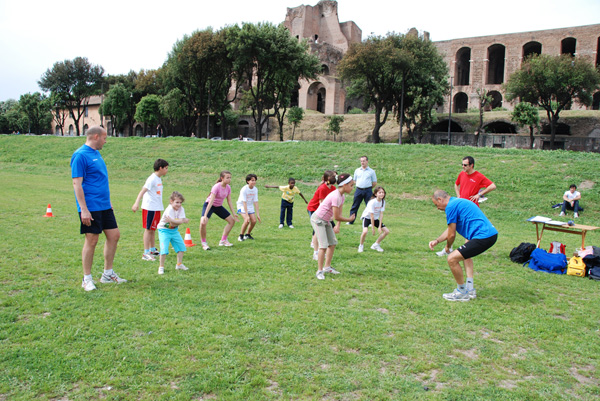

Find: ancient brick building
434;24;600;113
283;1;361;115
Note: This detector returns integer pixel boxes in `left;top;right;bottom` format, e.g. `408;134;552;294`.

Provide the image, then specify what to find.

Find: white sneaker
371;243;384;252
278;224;284;229
142;253;156;261
310;242;314;249
313;251;318;261
324;266;340;274
82;279;96;291
289;225;294;229
442;288;470;302
201;242;210;251
436;247;453;257
468;289;477;299
100;271;127;283
559;211;565;216
219;240;233;247
238;235;245;242
316;270;325;280
158;266;165;275
358;244;364;253
176;264;189;270
574;212;579;218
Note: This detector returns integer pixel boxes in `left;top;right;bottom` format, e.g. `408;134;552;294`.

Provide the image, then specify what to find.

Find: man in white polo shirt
348;155;377;225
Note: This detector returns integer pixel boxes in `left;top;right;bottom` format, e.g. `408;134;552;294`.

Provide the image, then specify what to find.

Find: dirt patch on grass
456;348;478;359
579;180;594;190
570;365;597;386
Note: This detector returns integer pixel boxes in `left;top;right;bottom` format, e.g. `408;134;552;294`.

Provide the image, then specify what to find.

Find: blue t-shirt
445;197;498;240
70;144;111;212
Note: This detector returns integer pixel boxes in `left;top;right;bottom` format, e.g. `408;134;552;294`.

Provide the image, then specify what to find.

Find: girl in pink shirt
200;171;239;249
310;173;356;280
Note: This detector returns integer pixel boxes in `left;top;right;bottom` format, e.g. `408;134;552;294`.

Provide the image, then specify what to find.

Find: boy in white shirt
237;174;261;241
560;184;583;218
157;191;190;275
132;159;169;260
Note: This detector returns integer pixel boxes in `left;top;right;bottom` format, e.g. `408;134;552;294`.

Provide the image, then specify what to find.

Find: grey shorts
310;214;337;249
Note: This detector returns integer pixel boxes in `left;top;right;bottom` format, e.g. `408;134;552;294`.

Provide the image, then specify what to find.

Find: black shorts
79;209;118;234
362;218;385;229
457;234;498;260
202;202;231;220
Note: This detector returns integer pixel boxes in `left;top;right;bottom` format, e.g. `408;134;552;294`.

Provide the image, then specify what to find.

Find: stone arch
83;124;89;135
135;124;143;137
454;47;471;86
522;41;542;60
55;126;60;135
321;64;330;75
306;81;326;113
561;37;576;56
487;44;505;85
68;124;74;135
453;92;468;113
483;121;516;133
488;90;503;109
592;92;600;110
237;120;249;137
542;123;571;135
431;120;464;132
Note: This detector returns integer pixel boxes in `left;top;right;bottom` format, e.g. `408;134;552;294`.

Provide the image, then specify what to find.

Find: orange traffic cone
184;228;196;247
44;204;54;218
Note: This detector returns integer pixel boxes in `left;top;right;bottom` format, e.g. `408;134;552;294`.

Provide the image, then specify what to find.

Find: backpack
589;266;600;281
567;256;586;277
510;242;536;263
549;241;566;255
526;248;567;274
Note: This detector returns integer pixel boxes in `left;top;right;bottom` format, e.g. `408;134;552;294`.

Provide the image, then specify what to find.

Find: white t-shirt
361;198;386;220
157;204;186;230
141;173;164;211
564;190;581;201
236;185;259;213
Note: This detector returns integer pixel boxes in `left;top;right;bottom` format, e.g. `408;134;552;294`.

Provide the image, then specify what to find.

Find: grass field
1;135;599;400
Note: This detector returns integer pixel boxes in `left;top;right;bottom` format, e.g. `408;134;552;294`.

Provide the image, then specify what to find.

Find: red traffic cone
44;204;54;218
184;228;196;247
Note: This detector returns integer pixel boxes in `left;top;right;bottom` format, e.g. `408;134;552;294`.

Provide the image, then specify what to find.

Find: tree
38;57;104;136
326;115;344;142
49;93;68;135
473;88;492;146
226;22;319;141
287;106;304;140
511;102;540;149
392;34;448;143
135;95;162;133
19;92;52;134
505;54;600;148
159;88;187;136
339;35;414;143
0;100;19;133
101;83;131;136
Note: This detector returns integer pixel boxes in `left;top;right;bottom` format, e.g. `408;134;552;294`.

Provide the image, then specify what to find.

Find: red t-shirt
455;171;492;205
307;183;337;212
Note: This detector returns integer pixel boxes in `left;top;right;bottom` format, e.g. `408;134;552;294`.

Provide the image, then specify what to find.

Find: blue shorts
237;209;255;215
79;209;118;234
202;202;231;220
158;228;186;255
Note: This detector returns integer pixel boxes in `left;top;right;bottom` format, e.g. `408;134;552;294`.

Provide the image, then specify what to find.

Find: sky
1;0;599;101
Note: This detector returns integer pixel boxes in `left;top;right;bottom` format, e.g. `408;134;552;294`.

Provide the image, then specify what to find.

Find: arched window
487;44;506;84
68;124;74;136
135;124;143;137
431;120;464;133
453;92;468;113
561;37;576;57
83;124;89;135
454;47;471;86
55;126;61;135
483;121;516;133
522;41;542;60
317;88;326;113
592;92;600;111
596;37;600;67
488;91;503;110
321;64;330;75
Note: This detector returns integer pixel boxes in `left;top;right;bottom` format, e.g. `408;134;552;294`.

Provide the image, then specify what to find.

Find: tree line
2;23;598;146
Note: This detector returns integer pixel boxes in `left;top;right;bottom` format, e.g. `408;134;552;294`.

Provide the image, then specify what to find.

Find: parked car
210;136;222;141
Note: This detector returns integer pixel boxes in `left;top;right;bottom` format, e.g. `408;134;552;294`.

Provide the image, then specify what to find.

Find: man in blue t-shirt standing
347;155;377;224
429;190;498;302
71;126;127;291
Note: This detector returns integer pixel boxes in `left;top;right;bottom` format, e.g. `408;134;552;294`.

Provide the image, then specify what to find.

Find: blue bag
526;248;567;274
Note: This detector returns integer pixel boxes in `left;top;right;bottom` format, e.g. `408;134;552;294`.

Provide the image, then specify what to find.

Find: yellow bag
567;257;586;277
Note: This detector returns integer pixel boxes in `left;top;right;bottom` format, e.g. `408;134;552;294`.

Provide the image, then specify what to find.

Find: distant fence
424;132;600;152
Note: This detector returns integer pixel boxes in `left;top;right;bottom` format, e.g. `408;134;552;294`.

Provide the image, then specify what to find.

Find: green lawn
1;136;599;400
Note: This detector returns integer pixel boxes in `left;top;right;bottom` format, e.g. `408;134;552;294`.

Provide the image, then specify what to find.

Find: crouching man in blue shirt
429;190;498;302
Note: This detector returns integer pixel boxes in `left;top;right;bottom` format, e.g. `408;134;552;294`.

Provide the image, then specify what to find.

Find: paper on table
527;216;552;223
546;220;567;226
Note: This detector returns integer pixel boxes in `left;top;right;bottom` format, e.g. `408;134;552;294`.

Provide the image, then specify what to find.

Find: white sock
104;269;114;276
466;278;474;291
84;274;93;282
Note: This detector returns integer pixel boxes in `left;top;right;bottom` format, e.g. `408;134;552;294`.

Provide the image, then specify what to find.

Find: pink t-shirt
315;189;345;222
206;183;231;207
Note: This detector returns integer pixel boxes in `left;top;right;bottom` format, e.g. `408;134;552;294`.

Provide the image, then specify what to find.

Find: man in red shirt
454;156;496;206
